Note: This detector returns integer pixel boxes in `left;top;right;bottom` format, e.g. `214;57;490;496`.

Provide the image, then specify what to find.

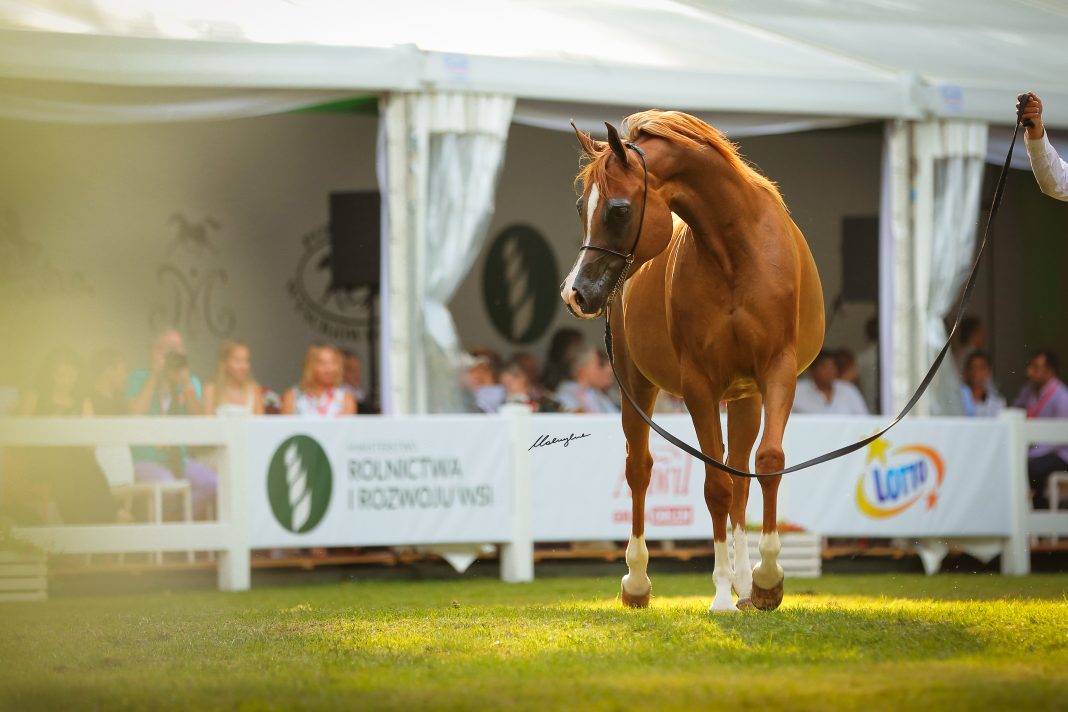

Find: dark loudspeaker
328;191;381;291
840;216;879;303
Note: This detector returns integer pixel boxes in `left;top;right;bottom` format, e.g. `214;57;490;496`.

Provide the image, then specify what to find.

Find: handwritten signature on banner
529;433;591;451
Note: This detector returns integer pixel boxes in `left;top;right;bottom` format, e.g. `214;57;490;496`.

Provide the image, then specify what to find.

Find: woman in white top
1020;92;1068;201
281;344;356;417
203;340;264;416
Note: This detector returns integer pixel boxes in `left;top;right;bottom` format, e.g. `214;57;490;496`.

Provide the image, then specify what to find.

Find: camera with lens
164;351;188;372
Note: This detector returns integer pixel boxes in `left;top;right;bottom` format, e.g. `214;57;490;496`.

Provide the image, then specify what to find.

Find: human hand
1017;92;1044;139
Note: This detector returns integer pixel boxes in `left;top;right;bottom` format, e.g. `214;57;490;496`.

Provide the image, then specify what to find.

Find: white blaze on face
621;534;650;596
560;184;600;312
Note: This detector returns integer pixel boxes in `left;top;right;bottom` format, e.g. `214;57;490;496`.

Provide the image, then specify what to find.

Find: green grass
1;574;1066;711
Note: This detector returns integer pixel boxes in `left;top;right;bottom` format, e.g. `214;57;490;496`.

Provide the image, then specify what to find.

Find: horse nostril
573;289;589;312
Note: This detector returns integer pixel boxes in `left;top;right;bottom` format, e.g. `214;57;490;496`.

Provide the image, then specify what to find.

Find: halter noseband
578;141;649;301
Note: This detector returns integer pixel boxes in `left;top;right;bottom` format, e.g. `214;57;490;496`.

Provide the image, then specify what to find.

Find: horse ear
605;122;629;167
571;120;603;159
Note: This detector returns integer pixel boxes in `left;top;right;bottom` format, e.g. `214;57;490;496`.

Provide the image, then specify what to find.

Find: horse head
561;120;673;319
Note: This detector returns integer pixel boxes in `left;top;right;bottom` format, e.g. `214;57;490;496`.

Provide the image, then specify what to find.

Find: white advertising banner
246;416;514;548
529;414;1013;541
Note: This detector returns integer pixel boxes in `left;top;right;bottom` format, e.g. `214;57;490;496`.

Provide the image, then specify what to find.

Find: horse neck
655;142;774;266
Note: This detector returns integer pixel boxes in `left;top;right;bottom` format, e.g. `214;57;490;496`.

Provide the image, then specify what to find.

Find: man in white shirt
1019;92;1068;200
792;351;869;416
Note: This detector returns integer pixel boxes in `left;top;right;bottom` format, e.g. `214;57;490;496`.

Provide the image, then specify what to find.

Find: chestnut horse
560;111;824;612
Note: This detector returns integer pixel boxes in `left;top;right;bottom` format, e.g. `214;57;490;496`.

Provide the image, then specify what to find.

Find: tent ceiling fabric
513;99;868;137
0;0;1065;125
0;77;364;123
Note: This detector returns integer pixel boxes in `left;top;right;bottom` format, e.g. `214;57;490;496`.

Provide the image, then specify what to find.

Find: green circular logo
267;435;332;534
483;224;559;344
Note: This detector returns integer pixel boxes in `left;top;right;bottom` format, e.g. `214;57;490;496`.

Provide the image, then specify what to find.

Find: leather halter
577;142;648;303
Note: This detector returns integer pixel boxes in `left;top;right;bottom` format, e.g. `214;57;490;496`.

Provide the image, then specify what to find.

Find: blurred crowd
460;328;620;415
0;330;370;527
4;309;1066;528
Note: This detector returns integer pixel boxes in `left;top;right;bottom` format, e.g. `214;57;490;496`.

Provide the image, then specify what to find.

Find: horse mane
575;110;785;211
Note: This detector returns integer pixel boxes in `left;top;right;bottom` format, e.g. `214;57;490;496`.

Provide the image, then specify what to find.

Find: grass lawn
1;573;1066;711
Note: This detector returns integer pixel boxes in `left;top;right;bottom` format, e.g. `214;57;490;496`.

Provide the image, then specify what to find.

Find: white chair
1048;471;1068;544
94;446;194;564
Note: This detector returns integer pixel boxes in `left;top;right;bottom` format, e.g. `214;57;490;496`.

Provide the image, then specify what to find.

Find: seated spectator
500;358;535;409
510;351;564;412
89;348;129;416
1013;350;1068;509
594;350;622;410
204;340;264;416
7;348;120;525
282;343;356;416
461;348;506;414
954;315;987;374
792;351;869;415
960;351;1005;417
126;330;216;519
556;346;619;414
834;348;860;388
340;348;372;413
17;347;92;417
541;328;585;392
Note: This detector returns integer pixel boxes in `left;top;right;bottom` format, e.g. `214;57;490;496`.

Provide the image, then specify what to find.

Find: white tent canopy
2;0;1067;126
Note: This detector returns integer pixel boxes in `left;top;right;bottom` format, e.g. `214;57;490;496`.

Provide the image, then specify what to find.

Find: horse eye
608;203;630;222
575;197;583;216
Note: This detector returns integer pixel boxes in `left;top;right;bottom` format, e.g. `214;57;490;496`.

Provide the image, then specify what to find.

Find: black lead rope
605;101;1031;479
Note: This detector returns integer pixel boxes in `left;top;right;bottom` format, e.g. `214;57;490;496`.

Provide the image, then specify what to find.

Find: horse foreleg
620;379;658;608
726;395;762;610
751;352;795;611
685;383;734;613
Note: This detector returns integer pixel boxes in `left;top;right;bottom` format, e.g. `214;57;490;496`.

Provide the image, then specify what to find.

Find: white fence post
216;418;250;591
499;404;534;583
1000;408;1031;575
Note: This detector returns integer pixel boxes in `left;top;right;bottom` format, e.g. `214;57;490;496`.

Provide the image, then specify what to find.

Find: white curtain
882;120;987;417
379;92;514;414
880;120;910;416
916;121;988;416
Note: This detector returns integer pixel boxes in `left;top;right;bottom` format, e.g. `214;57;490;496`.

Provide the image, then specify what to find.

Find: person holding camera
126;330;216;519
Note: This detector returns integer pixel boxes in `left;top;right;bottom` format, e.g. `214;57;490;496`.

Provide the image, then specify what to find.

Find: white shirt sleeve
1025;132;1068;201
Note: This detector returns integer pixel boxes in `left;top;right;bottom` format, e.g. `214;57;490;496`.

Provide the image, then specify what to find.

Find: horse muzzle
561;286;604;320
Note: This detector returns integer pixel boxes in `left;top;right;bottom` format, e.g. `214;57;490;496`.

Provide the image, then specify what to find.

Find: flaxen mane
575;110;785;210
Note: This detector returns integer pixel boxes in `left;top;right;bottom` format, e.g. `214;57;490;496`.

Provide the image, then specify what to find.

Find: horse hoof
750;577;784;611
621;582;651;608
735;597;755;611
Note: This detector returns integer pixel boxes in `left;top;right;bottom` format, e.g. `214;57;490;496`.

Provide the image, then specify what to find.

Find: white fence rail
2;409;1066;591
0;416;250;590
1007;410;1068;568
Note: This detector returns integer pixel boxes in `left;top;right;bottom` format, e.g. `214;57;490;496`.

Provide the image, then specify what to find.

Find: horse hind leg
726;396;761;611
619;378;658;608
